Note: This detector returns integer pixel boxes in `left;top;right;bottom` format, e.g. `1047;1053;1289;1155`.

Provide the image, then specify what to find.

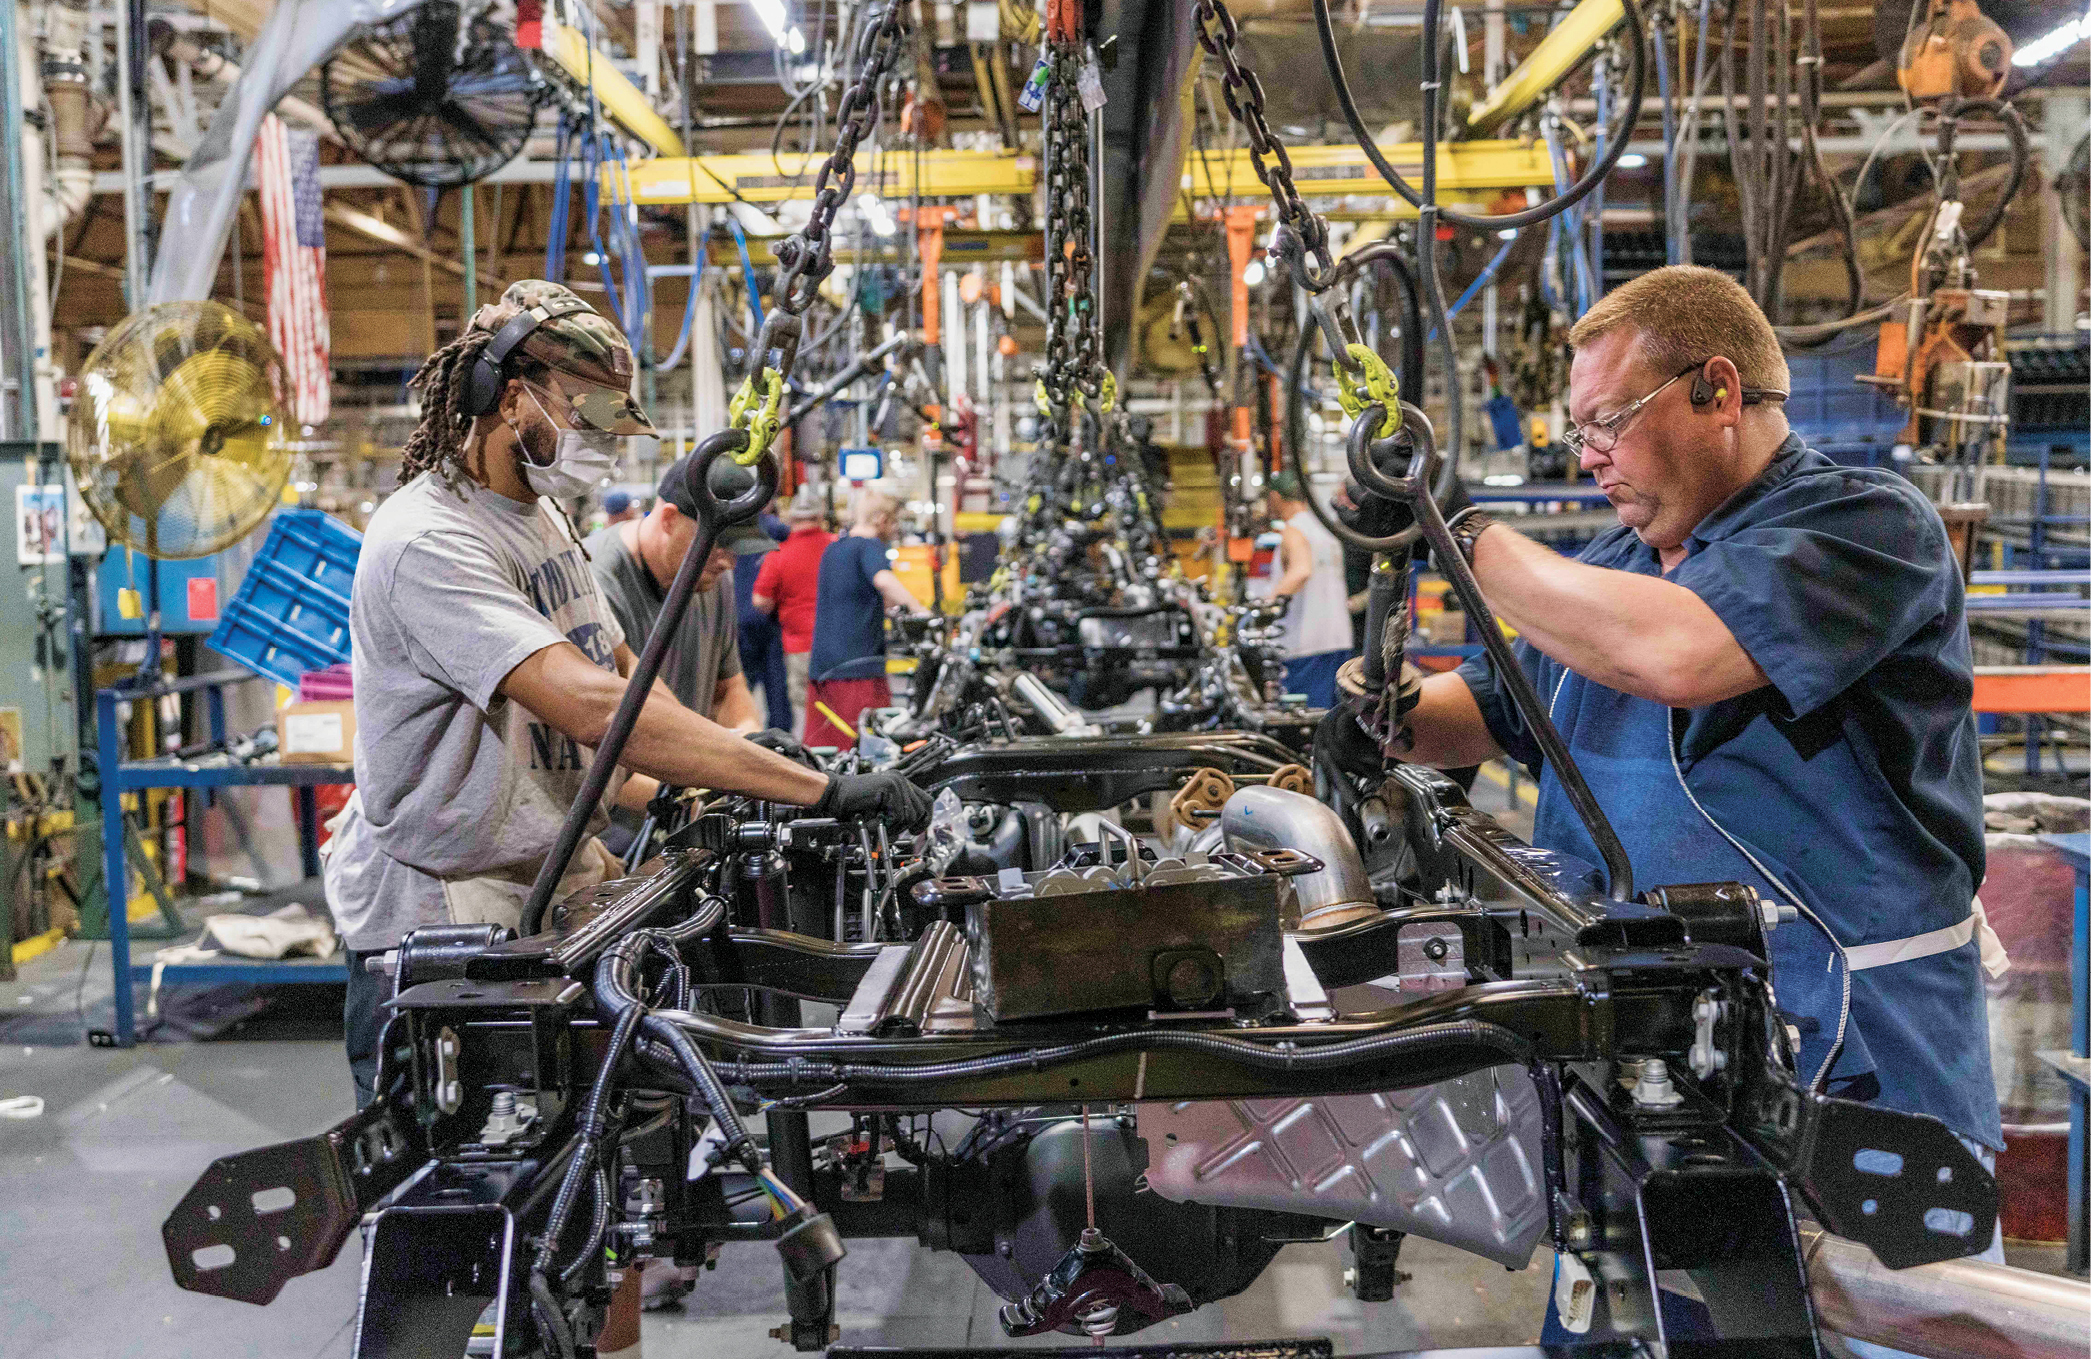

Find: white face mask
514;387;629;500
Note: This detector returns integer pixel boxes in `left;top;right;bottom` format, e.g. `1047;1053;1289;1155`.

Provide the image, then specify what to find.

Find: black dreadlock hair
397;329;549;489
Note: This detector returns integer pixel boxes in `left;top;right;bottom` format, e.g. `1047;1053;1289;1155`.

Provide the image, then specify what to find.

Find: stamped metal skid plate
1138;1066;1549;1268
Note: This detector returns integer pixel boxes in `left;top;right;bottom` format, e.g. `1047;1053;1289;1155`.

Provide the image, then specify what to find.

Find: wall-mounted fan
68;302;292;560
320;0;548;187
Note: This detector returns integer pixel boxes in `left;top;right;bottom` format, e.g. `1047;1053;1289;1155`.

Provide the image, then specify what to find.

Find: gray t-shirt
324;473;626;952
582;523;739;720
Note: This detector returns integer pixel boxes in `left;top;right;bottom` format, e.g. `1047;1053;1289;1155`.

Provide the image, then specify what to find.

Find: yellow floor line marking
1475;759;1539;807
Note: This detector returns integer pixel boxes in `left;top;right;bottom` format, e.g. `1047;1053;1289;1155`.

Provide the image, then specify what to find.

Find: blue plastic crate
206;508;362;689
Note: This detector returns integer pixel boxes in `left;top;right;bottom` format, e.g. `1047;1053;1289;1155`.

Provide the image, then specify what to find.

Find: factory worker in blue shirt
1388;267;2006;1217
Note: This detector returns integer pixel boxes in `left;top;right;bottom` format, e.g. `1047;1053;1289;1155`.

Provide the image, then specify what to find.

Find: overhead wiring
1310;0;1647;232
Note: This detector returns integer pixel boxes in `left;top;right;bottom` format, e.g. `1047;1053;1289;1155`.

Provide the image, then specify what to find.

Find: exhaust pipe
1802;1227;2091;1359
1011;671;1101;737
1219;785;1375;926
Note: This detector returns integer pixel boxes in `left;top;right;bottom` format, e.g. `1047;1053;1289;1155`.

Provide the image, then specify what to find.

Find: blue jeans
738;611;792;732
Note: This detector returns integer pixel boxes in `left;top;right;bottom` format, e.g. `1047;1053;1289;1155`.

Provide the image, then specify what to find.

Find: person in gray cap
324;282;931;1108
585;452;767;733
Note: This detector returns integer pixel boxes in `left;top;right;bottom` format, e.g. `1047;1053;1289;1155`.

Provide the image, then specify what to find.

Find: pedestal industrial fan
67;300;292;561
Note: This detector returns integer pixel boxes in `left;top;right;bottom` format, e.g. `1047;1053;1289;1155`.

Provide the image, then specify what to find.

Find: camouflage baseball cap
467;280;634;393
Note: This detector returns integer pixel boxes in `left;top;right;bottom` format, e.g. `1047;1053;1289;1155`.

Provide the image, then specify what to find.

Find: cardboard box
280;700;356;765
1424;610;1469;645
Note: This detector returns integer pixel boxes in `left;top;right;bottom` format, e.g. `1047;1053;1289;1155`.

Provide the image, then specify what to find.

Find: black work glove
1336;449;1476;545
1314;697;1388;785
1333;480;1414;541
814;771;933;831
746;728;813;765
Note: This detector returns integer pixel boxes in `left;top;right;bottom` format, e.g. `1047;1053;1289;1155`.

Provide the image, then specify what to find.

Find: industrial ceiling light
858;193;897;237
1242;258;1266;287
749;0;807;54
1616;152;1648;169
2012;9;2088;66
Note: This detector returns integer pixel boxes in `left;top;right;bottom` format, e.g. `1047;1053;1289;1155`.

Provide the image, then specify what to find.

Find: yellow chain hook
1098;370;1116;413
1034;379;1054;417
728;366;785;466
1335;343;1401;438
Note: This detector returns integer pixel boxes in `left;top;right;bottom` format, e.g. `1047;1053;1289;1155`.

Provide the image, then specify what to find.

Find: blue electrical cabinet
91;549;229;636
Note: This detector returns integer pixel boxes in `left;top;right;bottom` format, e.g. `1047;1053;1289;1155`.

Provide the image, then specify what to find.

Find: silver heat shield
1136;1069;1550;1268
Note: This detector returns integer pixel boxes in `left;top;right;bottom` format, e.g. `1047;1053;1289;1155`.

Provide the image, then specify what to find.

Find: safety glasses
522;377;655;436
1562;366;1693;458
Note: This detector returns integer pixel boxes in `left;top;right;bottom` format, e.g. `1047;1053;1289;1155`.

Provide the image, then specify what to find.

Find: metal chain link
774;2;908;320
1190;0;1338;293
1191;0;1376;384
1036;38;1109;468
733;1;911;463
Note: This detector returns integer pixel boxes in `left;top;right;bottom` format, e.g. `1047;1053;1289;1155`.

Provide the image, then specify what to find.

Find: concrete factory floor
0;768;2063;1358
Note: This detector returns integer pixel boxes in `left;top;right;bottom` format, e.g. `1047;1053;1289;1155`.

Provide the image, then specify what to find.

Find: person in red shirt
751;484;836;736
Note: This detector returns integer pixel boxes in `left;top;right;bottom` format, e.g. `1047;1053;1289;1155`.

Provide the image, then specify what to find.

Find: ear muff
460;300;593;420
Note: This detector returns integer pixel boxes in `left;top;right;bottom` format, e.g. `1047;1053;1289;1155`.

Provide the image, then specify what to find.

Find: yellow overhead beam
1183;139;1556;199
622;150;1037;205
706;229;1043;266
1466;0;1624;135
539;18;687;157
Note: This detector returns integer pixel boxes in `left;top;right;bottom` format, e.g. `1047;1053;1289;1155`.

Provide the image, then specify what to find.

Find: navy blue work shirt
811;534;894;682
1457;435;2002;1150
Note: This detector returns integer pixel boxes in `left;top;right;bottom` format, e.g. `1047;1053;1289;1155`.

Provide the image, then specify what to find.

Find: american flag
253;113;331;426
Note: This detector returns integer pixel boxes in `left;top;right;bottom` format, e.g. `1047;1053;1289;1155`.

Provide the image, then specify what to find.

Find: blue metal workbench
97;670;353;1047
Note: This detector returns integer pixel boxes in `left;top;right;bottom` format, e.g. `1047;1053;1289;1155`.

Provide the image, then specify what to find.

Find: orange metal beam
1970;666;2091;714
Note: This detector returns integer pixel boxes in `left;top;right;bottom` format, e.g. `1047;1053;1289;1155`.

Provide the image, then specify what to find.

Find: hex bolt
1631;1058;1684;1108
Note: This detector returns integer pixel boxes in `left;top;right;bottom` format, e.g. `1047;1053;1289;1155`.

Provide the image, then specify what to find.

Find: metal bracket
162;1097;424;1306
351;1160;537;1359
1563;1076;1822;1356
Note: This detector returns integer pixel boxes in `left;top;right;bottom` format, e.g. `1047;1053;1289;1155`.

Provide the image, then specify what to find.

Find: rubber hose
1312;0;1647;232
551;1164;613;1286
531;1269;577;1359
532;996;645;1276
715;1015;1537;1084
601;937;763;1167
1943;99;2032;254
1415;0;1464;482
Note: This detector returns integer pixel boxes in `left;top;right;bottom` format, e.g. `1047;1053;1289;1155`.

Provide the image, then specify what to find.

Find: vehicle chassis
162;739;1997;1359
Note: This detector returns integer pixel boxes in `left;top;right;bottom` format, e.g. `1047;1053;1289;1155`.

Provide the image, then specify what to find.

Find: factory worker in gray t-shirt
583;453;771;732
322;282;931;1106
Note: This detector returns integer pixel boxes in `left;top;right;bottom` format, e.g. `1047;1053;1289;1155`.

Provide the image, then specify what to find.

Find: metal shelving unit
96;671;351;1047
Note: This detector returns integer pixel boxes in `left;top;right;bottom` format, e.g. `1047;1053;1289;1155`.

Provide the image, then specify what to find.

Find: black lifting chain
1191;0;1383;404
1190;0;1337;293
731;1;911;464
1036;39;1113;469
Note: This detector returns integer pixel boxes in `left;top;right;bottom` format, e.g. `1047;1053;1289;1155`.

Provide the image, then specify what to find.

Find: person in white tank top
1262;471;1355;707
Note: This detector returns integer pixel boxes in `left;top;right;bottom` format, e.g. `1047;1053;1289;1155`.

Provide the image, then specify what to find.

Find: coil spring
1076;1301;1118;1337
